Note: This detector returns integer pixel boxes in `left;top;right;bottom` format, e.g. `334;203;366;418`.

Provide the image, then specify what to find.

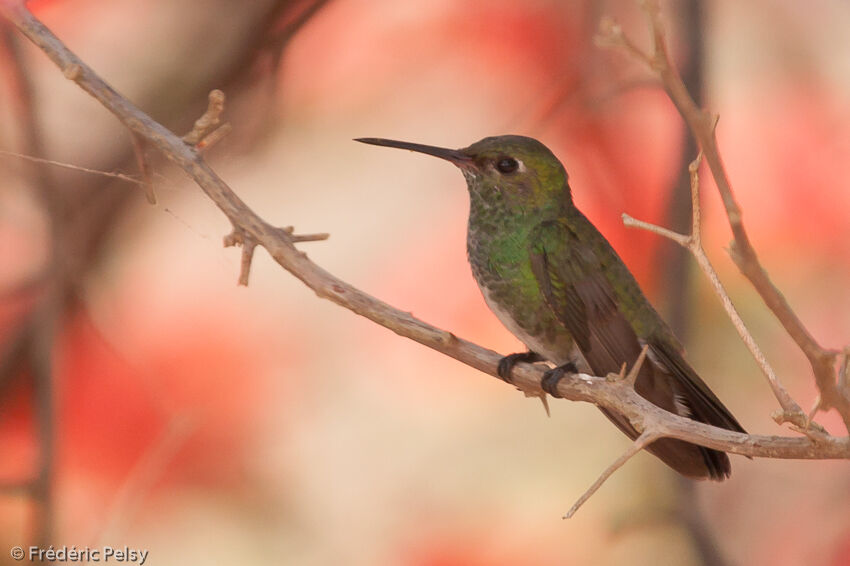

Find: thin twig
684;153;802;423
598;1;849;430
0;149;144;184
565;430;660;518
649;0;847;431
622;214;688;246
690;246;807;426
623;155;811;430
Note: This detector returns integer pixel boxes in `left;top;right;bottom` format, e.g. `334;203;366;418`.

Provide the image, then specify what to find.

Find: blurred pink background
1;1;850;564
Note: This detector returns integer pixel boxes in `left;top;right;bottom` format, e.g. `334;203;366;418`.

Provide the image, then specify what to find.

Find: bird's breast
466;224;576;365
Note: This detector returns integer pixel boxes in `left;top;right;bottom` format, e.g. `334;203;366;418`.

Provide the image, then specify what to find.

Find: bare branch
600;0;850;431
645;0;848;430
3;0;850;519
565;430;660;519
622;157;812;431
2;0;846;460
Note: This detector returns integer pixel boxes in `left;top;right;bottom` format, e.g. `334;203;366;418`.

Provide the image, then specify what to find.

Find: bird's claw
542;362;579;398
497;351;544;383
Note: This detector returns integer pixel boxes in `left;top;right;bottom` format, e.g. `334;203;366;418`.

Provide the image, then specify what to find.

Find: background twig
600;0;848;432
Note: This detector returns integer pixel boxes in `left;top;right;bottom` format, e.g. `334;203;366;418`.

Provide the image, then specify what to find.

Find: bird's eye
496;157;518;174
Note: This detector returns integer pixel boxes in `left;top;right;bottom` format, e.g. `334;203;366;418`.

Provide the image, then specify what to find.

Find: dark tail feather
645;437;731;480
598;407;732;481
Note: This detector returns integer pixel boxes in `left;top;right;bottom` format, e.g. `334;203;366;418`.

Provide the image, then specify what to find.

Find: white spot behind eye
516;159;526;173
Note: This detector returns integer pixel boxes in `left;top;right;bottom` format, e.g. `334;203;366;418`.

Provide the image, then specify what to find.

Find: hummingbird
356;135;745;480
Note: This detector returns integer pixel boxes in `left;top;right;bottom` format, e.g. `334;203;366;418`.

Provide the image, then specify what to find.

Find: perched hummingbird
356;135;745;480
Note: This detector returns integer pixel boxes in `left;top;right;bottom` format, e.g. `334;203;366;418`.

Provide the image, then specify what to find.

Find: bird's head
356;135;571;215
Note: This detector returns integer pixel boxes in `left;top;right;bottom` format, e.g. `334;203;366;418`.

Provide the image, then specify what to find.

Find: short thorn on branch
290;232;330;243
131;132;156;205
196;123;232;152
276;225;330;243
63;63;82;81
606;345;648;387
772;407;828;440
624;344;649;386
223;228;257;286
524;388;550;418
183;89;230;148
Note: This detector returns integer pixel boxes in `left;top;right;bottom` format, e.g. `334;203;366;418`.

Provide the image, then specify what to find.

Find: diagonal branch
598;0;849;433
3;0;850;519
623;155;811;431
3;0;848;458
565;430;660;519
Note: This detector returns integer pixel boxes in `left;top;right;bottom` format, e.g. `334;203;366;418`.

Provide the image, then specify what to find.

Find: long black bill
355;138;471;165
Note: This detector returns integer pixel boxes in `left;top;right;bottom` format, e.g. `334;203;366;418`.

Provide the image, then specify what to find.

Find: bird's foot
497;351;545;384
541;362;579;398
497;351;550;416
